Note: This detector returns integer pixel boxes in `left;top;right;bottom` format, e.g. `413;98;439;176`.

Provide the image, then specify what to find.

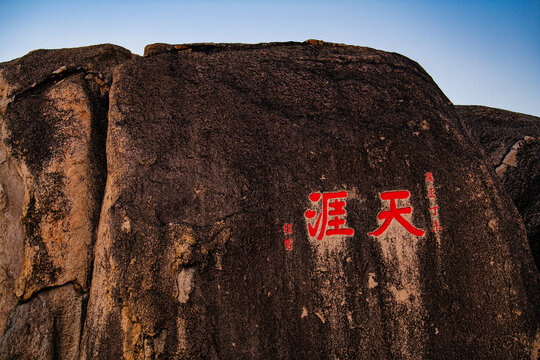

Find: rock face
0;283;84;359
457;106;540;270
0;42;539;359
0;44;133;358
456;106;540;167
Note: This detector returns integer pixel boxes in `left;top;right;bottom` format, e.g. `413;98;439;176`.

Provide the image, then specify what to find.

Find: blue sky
1;0;539;116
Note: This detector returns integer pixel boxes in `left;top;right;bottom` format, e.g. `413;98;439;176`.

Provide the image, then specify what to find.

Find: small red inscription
284;237;294;250
426;171;442;234
368;190;425;237
283;223;293;234
283;223;294;250
305;191;354;240
432;219;442;233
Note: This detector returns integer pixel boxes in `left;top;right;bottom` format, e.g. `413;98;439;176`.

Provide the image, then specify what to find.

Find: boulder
455;105;539;167
0;41;538;359
79;42;539;359
457;105;540;270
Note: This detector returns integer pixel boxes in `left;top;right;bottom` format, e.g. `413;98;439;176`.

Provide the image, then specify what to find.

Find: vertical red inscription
425;172;442;234
283;223;294;250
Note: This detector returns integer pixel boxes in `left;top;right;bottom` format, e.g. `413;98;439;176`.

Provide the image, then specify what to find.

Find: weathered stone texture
458;105;540;270
79;42;539;359
0;140;25;336
456;105;540;166
0;42;538;360
0;45;132;355
0;283;84;360
500;140;540;268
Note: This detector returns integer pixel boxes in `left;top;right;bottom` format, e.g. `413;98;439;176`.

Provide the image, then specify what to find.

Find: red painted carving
368;190;425;237
305;191;354;240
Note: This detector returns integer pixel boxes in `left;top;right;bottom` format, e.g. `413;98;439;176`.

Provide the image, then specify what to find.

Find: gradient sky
1;0;539;116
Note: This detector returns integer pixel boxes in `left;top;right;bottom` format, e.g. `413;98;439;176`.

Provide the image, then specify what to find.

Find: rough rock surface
456;106;540;167
502;140;540;270
0;283;84;360
457;106;540;270
0;42;539;359
0;44;133;355
79;42;539;359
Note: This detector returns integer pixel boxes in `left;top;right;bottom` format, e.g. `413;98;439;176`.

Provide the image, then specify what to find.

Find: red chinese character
430;206;439;216
432;220;442;233
284;238;294;250
428;188;436;199
425;172;434;182
283;223;293;234
305;191;354;240
368;190;425;237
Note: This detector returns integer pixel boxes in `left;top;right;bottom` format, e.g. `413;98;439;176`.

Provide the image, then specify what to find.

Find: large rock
457;105;540;270
456;105;540;167
79;42;539;359
0;45;132;344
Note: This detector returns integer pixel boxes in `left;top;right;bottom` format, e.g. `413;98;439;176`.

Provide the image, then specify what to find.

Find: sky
1;0;539;116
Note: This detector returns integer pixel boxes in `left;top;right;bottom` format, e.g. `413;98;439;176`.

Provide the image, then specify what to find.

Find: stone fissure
1;66;84;114
78;293;90;357
77;64;116;356
15;280;83;307
1;64;114;117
